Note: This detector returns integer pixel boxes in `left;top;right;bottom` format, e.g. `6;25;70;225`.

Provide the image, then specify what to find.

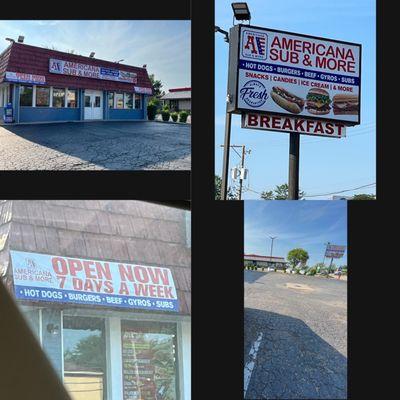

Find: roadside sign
242;113;346;138
325;244;346;258
227;25;361;125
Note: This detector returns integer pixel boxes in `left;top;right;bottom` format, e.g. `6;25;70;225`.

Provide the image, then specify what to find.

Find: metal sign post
221;112;232;200
288;132;300;200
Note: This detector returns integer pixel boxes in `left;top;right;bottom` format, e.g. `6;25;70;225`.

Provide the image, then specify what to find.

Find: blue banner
15;285;179;312
239;60;360;86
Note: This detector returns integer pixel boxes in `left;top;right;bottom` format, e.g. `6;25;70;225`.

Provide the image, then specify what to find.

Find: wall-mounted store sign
49;59;138;84
134;86;152;95
242;113;346;138
325;244;346;258
227;25;361;125
10;250;179;312
5;71;46;85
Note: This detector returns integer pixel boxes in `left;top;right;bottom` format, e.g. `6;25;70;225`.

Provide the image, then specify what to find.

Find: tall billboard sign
227;25;361;126
325;244;346;259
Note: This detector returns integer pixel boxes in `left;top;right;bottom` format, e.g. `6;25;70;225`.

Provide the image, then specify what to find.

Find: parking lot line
244;332;263;398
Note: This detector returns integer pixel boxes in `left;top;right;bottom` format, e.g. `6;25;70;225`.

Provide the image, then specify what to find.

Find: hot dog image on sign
236;26;361;124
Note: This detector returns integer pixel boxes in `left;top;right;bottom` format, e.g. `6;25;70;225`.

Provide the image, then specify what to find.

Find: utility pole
322;242;330;265
220;144;250;200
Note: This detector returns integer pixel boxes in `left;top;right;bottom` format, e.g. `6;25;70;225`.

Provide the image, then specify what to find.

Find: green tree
215;175;236;200
64;334;105;371
149;73;164;98
287;248;309;268
261;183;305;200
352;193;376;200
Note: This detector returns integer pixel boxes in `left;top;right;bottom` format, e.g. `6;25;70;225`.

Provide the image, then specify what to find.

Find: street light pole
221;111;232;200
269;236;277;269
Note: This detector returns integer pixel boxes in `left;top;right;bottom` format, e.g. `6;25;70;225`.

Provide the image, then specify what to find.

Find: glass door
63;316;107;400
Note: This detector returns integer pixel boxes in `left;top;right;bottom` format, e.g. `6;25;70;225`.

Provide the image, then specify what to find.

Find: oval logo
240;80;268;108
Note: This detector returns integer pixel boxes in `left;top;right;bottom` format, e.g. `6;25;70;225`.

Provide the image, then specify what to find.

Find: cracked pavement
244;271;347;399
0;121;191;170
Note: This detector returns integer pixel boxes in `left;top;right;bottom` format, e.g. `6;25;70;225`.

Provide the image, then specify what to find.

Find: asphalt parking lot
244;271;347;399
0;121;191;170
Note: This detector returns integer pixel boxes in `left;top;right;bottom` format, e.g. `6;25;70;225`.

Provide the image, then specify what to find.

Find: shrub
171;112;178;122
179;111;189;123
147;103;157;120
161;109;170;122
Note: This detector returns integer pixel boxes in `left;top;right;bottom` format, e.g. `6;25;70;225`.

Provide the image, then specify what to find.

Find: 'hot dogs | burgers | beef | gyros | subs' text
305;88;331;115
270;86;305;114
332;94;359;115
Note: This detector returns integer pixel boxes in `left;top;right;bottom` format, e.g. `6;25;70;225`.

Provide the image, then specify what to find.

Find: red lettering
325;123;334;135
119;282;129;295
314;122;324;134
68;259;83;276
83;261;97;279
72;277;83;290
134;266;149;283
248;114;258;126
281;118;293;131
294;119;305;132
272;116;281;129
260;115;270;128
52;257;68;275
148;268;170;285
95;262;112;280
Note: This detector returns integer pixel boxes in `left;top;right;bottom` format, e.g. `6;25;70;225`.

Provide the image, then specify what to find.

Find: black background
1;0;394;399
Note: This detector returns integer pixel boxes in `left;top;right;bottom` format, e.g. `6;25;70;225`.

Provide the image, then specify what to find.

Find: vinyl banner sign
325;245;346;258
5;71;46;85
134;86;153;95
49;59;138;84
242;113;346;138
228;25;361;125
11;250;179;312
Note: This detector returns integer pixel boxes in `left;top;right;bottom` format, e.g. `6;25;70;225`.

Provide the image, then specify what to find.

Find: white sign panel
325;245;346;258
242;113;346;138
11;250;179;312
5;71;46;85
49;59;138;84
235;26;361;125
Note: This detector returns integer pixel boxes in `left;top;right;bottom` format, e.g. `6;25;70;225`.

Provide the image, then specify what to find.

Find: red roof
0;42;152;92
169;87;191;92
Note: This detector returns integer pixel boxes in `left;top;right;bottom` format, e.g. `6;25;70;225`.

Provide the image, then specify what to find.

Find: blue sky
244;201;347;266
215;0;376;199
0;20;191;91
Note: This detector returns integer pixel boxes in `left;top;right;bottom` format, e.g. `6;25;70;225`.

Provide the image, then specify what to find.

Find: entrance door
84;90;103;120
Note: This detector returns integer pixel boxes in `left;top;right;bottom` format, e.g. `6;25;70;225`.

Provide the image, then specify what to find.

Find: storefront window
19;85;33;106
135;94;141;109
115;93;124;109
67;89;78;108
124;93;133;109
52;88;65;108
36;86;50;107
63;316;106;400
108;92;114;108
121;321;177;400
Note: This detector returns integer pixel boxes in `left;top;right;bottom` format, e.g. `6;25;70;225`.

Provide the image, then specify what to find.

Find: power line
303;183;376;198
245;182;376;198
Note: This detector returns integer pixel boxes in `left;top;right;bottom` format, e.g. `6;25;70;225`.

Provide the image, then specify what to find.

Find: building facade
0;200;191;400
160;88;191;112
244;254;287;270
0;41;153;124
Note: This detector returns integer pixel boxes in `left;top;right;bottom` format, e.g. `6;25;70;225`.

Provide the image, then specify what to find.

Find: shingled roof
0;200;191;315
0;42;153;92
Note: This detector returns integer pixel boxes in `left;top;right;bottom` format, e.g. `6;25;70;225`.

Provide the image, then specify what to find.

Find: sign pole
288;132;300;200
221;111;232;200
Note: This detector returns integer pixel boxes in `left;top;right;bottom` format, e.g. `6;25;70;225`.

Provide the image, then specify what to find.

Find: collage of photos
0;0;380;399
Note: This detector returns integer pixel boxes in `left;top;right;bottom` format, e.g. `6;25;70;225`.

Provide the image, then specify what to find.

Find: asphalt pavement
0;121;191;170
244;270;347;399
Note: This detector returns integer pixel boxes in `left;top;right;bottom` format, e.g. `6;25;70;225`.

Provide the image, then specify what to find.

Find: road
0;121;191;170
244;270;347;399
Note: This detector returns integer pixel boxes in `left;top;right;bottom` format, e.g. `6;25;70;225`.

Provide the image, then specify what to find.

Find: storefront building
160;88;191;112
0;200;191;400
244;254;287;270
0;41;153;124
